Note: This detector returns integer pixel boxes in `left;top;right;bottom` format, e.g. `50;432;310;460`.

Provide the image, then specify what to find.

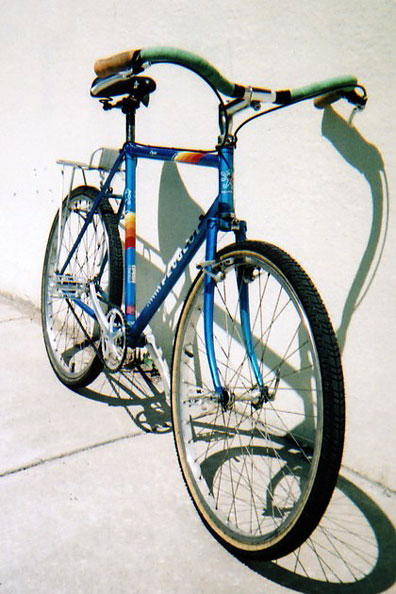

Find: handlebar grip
275;75;360;106
313;88;367;109
94;50;136;78
290;75;358;102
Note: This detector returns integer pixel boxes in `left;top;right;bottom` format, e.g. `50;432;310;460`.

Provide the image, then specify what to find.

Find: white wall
0;0;394;488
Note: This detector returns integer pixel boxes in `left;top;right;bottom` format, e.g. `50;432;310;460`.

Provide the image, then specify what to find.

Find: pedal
53;273;86;298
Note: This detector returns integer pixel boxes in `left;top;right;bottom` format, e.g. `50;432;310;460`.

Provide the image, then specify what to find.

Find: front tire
171;240;345;560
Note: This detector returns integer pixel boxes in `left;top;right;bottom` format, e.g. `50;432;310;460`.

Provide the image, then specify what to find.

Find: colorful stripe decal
126;304;136;317
125;212;136;249
173;151;207;164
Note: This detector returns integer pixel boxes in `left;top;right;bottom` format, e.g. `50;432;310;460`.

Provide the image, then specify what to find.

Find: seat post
122;97;138;143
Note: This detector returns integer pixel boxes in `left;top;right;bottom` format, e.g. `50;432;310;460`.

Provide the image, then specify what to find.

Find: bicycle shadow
240;109;394;592
78;363;172;434
240;472;396;593
79;363;396;592
320;107;389;352
185;423;396;592
76;111;394;590
136;161;204;363
77;161;202;433
132;111;390;378
239;109;393;591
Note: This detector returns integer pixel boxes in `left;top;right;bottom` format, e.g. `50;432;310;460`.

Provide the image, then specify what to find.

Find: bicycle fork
202;217;269;409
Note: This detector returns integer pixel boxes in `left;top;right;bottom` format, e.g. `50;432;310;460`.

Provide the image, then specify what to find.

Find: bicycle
41;47;367;560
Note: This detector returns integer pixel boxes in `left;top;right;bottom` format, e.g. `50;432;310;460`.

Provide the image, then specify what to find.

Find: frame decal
173;151;207;164
125;212;136;249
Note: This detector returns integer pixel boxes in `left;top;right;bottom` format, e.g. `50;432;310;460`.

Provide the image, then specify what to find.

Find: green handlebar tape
290;75;357;101
138;48;358;103
139;47;243;98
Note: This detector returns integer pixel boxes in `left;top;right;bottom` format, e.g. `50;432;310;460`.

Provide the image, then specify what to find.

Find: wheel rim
43;194;111;380
173;250;324;551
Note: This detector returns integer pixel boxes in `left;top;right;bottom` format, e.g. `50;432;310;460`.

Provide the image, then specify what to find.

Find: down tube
128;200;218;343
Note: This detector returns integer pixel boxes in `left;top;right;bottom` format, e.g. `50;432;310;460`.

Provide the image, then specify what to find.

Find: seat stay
59;150;125;275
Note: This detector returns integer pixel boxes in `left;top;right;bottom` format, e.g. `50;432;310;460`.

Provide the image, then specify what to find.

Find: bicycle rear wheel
41;186;123;388
171;240;344;560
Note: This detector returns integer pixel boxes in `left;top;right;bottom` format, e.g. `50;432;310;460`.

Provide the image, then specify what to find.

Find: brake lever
340;87;367;125
340;88;367;108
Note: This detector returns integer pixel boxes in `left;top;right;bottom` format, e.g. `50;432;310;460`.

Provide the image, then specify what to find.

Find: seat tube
124;149;137;324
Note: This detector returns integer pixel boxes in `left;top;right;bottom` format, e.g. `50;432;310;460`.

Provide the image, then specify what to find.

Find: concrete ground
1;294;395;594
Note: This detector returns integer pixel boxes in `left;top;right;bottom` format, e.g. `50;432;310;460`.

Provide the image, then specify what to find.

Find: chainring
100;306;127;372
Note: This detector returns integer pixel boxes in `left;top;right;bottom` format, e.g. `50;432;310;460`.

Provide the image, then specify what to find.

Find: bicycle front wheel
171;240;345;560
41;186;123;388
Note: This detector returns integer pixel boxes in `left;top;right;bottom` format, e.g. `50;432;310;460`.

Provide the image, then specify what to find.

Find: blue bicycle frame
60;138;265;399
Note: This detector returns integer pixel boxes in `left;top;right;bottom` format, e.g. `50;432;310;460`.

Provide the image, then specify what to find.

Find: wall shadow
320;108;389;352
136;161;204;363
236;109;393;591
78;164;204;432
135;109;390;359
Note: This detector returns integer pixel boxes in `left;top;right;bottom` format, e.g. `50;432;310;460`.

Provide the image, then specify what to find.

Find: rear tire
41;186;123;388
171;240;345;560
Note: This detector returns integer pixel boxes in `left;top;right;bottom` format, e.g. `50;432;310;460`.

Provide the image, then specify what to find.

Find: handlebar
93;46;366;109
95;47;244;98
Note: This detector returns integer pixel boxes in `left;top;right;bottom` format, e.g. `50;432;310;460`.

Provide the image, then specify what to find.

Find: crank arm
89;281;110;334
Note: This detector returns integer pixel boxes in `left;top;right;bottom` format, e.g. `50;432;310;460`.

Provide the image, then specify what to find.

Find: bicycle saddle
91;74;156;101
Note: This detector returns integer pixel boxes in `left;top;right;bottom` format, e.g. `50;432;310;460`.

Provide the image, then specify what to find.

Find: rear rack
57;147;122;172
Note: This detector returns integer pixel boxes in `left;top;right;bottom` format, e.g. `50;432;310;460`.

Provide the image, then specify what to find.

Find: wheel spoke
42;190;122;387
172;243;344;559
